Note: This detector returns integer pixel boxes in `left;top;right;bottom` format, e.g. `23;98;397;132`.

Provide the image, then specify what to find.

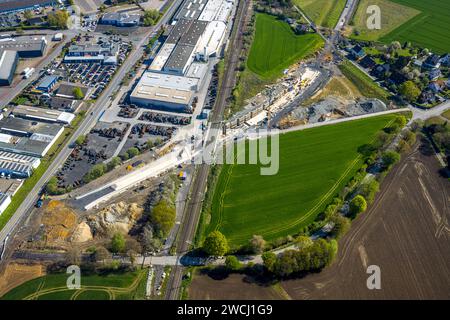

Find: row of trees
262;239;337;277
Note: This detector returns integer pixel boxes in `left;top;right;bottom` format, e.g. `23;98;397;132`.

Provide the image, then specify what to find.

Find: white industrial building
198;0;233;22
133;0;234;110
130;72;199;111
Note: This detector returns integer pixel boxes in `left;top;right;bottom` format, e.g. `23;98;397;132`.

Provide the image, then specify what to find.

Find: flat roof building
195;21;226;59
0;117;64;157
149;43;176;72
49;96;75;111
100;12;141;27
198;0;233;22
0;50;18;86
0;150;40;168
56;82;89;99
64;42;119;64
0;178;23;196
130;71;198;111
12;105;75;125
0;159;32;178
174;0;208;21
0;36;47;57
36;75;58;92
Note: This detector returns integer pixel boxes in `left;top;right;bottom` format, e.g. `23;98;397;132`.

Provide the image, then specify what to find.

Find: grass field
247;13;324;79
351;0;450;53
349;0;420;42
294;0;347;28
338;60;391;103
205;115;397;246
0;270;147;300
442;110;450;121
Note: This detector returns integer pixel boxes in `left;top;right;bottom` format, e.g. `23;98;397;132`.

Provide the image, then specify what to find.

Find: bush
349;195;367;218
261;251;277;273
248;235;265;254
329;214;351;239
75;135;86;146
84;163;107;183
110;233;126;253
203;231;228;256
381;150;400;169
72;87;84;100
127;147;140;159
150;200;176;237
107;157;121;171
225;255;241;271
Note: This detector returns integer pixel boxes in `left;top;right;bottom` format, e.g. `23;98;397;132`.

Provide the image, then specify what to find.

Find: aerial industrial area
0;0;447;305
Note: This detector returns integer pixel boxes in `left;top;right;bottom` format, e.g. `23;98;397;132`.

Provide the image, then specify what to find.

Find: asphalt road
165;0;250;300
0;0;183;257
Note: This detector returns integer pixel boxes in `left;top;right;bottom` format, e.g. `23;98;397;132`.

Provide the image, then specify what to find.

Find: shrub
225;255;241;271
349;195;367;218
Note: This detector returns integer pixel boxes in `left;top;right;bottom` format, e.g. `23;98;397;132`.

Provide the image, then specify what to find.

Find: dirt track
282;140;450;299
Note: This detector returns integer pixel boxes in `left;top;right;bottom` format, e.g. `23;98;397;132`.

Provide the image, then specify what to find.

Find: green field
351;0;450;53
338;60;391;103
349;0;420;42
294;0;347;28
0;270;147;300
206;115;397;245
247;13;324;79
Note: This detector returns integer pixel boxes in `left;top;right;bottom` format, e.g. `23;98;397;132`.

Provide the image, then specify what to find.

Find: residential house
350;45;366;60
423;54;441;69
429;69;441;81
360;56;377;70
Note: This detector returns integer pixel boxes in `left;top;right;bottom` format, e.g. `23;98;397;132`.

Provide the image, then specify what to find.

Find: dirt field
188;272;286;300
0;263;44;298
281;140;450;299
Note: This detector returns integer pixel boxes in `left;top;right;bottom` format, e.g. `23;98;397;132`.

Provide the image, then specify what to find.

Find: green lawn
1;270;147;300
351;0;450;53
247;13;324;79
338;60;391;103
205;115;397;246
294;0;347;28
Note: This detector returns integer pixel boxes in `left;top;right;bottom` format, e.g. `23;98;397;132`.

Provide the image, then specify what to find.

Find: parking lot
0;13;20;28
55;122;128;189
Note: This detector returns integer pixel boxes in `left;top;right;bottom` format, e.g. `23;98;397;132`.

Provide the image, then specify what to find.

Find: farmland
281;141;450;299
188;271;286;300
0;270;147;300
205;115;397;246
349;0;420;42
351;0;450;53
247;13;324;79
294;0;347;28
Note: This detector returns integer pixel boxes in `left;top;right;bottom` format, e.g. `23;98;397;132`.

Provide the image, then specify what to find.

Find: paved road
164;0;250;300
0;0;183;257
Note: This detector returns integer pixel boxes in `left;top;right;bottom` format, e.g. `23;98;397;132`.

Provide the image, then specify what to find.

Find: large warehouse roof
198;0;233;22
174;0;208;21
0;117;63;137
13;105;75;125
164;44;195;72
130;72;198;106
195;21;226;57
0;36;46;53
149;43;176;71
